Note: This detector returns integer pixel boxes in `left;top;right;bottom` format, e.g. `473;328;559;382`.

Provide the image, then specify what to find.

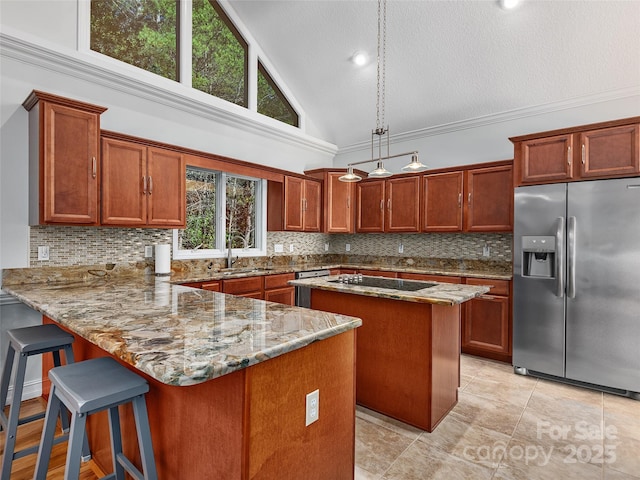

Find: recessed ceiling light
351;51;368;67
498;0;520;10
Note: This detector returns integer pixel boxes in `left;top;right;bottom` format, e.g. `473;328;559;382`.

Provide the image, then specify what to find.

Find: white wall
334;93;640;172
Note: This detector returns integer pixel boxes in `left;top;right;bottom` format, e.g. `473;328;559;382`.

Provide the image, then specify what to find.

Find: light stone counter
2;276;361;386
289;275;490;306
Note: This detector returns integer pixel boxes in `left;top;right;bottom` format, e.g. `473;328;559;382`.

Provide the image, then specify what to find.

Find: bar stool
0;324;82;479
34;356;158;480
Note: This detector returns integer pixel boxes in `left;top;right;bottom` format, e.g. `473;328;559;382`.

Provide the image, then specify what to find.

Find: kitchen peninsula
1;270;361;480
290;275;489;431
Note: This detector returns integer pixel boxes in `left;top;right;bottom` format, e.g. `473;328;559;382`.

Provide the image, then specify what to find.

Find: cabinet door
356;180;385;232
422;172;463;232
101;138;147;226
385;176;420;232
283;176;304;231
520;134;574;184
579;125;640;178
264;287;295;306
326;172;354;233
462;295;510;356
147;147;186;227
464;165;513;232
302;179;322;232
41;102;100;224
223;276;263;296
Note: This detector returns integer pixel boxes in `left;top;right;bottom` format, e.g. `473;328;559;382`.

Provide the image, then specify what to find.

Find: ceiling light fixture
498;0;520;10
351;51;368;66
339;0;427;183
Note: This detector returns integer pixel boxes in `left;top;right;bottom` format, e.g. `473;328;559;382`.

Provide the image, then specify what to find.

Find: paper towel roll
155;244;171;275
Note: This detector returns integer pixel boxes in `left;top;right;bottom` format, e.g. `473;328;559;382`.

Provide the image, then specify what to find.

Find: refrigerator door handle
567;216;577;298
555;217;565;297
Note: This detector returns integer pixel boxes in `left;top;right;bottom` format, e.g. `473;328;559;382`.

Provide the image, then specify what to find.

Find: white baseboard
4;378;43;406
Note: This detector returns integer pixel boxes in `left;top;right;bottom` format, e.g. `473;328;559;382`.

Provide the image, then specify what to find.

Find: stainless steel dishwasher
294;269;331;308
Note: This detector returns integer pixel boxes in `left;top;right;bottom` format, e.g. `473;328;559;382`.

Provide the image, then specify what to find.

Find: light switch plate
289;244;294;253
37;246;49;261
145;245;154;258
274;244;284;253
345;243;351;252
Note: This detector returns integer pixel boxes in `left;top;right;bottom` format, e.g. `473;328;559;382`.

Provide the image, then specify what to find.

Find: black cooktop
328;276;437;292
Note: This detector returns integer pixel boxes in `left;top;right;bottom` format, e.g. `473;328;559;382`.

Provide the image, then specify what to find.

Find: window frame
173;168;267;260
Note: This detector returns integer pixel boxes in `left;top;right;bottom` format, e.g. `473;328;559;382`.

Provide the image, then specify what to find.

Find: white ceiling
228;0;640;149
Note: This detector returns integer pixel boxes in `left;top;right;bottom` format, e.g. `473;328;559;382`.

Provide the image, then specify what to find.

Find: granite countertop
289;276;490;306
2;276;361;387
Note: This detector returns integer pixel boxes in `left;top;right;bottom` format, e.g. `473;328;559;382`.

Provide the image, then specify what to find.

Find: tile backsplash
29;226;512;267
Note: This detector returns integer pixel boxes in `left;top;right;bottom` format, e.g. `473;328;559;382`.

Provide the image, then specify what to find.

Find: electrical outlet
345;243;351;252
289;244;295;253
305;389;319;426
398;243;404;254
483;244;491;257
144;245;154;258
274;244;284;253
37;246;50;261
324;243;329;252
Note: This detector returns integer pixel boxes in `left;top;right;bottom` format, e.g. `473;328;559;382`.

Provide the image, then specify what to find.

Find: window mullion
179;0;193;86
217;172;227;251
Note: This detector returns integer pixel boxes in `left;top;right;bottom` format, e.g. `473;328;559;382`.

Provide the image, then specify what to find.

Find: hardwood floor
1;398;102;479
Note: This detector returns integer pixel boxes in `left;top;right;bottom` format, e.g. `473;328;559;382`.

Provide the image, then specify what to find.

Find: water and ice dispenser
521;236;556;278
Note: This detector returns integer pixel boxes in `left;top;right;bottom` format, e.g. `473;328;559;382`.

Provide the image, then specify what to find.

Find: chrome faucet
227;246;237;269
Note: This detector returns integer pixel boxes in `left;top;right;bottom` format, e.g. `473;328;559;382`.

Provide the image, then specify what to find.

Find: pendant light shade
368;161;393;178
401;153;428;173
338;166;363;183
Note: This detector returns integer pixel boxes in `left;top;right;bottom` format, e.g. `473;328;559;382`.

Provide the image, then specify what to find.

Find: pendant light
339;0;428;182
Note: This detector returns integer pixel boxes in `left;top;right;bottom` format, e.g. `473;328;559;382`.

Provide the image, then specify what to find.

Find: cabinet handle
347;197;350;209
458;193;462;207
567;145;571;166
387;199;391;210
468;192;472;205
581;144;585;165
380;200;384;211
91;157;96;179
142;176;147;194
148;176;153;195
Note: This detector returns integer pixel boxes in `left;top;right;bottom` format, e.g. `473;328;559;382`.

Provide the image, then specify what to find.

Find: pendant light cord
376;0;387;135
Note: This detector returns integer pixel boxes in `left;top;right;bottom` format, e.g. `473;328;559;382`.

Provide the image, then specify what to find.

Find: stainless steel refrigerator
513;178;640;398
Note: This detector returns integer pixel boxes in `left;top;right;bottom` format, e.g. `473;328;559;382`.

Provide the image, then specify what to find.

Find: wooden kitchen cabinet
385;176;421;232
283;176;322;232
398;273;462;284
356;176;420;233
356;180;385;232
422;163;512;233
512;117;640;186
422;172;464;232
101;137;186;227
464;164;513;232
358;269;398;278
305;169;358;233
222;276;264;298
23;90;107;225
462;278;511;363
264;273;295;305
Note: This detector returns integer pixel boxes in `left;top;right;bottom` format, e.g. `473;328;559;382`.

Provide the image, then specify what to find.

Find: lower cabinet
462;278;512;363
264;273;295;306
222;276;263;299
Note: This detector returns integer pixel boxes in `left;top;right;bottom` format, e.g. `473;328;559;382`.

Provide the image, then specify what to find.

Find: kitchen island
290;275;489;432
1;273;361;479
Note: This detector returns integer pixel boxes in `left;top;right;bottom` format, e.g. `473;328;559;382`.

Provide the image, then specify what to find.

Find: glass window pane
258;61;299;127
226;176;257;249
192;0;248;107
179;167;217;250
91;0;177;81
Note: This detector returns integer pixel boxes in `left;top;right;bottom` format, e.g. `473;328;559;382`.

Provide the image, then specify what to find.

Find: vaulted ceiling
228;0;640;149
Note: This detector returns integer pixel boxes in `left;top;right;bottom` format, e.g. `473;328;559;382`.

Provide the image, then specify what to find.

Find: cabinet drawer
264;273;295;290
181;282;202;289
359;270;398;278
201;281;221;292
465;277;510;296
264;286;295;306
223;276;263;295
398;273;462;284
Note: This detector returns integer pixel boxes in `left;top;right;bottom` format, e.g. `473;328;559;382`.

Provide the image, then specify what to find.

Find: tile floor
355;354;640;480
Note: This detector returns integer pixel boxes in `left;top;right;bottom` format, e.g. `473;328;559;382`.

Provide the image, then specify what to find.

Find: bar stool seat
34;356;158;480
0;324;78;479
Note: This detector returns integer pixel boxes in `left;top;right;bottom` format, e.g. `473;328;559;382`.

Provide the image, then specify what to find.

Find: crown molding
0;29;337;156
338;86;640;155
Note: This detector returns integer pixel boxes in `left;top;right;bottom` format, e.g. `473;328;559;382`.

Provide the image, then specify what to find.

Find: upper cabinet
512;118;640;186
283;176;322;232
356;176;421;233
305;169;358;233
23;91;107;225
101;136;186;228
422;163;513;233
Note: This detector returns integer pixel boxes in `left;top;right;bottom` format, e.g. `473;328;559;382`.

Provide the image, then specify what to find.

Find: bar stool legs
34;357;157;480
0;324;80;479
